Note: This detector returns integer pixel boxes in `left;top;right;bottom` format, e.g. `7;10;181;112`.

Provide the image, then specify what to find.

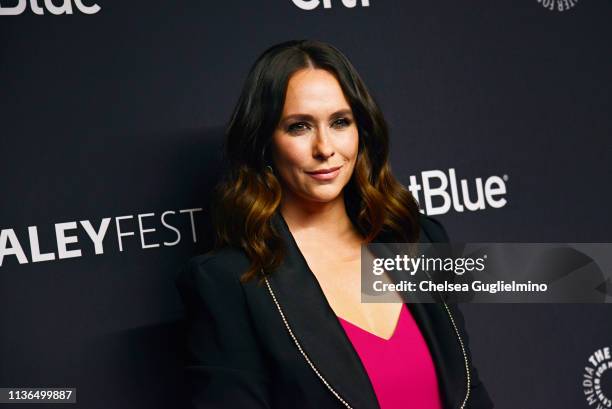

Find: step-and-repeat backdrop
1;1;611;408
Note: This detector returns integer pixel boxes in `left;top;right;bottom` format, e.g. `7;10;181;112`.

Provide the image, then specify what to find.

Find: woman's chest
299;244;405;341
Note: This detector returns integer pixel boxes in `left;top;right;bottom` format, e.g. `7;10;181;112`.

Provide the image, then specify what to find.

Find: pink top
337;304;442;409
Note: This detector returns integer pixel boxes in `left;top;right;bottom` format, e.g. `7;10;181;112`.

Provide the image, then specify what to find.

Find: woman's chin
301;188;345;204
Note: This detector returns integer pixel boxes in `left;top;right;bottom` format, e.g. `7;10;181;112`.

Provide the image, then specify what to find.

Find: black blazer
176;211;494;409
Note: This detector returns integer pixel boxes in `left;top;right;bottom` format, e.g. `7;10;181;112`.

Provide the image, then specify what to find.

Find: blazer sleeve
424;216;495;409
175;256;272;409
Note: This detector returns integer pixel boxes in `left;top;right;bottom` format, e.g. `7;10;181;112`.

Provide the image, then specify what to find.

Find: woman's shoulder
417;212;451;243
176;245;251;295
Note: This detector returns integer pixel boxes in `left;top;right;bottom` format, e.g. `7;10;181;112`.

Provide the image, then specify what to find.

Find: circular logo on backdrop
536;0;579;12
582;346;612;407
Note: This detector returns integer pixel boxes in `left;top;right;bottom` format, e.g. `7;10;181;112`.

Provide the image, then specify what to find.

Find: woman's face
271;68;359;205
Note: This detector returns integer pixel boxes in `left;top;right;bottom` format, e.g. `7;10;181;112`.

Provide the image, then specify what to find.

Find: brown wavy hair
212;39;420;284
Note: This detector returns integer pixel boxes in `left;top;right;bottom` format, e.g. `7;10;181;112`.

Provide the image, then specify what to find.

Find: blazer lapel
266;211;381;409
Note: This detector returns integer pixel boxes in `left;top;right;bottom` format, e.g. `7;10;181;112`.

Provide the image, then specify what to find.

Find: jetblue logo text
407;168;509;216
0;0;100;16
292;0;370;10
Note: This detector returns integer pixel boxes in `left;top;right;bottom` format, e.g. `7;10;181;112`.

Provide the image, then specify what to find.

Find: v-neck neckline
264;210;465;409
337;304;406;342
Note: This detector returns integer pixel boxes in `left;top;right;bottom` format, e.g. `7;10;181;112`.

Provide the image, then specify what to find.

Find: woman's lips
306;166;342;181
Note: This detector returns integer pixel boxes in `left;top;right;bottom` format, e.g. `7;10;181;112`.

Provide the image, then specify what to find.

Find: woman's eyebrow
281;109;353;123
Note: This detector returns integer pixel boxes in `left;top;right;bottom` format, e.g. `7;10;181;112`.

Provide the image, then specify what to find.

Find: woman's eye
333;118;351;128
286;118;351;134
287;122;309;134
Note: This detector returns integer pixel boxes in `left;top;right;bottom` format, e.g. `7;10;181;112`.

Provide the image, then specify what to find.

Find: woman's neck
279;191;361;241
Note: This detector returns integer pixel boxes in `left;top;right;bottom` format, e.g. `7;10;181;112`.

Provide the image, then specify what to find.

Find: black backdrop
1;1;611;408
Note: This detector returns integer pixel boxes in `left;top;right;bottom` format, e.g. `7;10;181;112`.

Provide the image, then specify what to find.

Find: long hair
212;39;420;284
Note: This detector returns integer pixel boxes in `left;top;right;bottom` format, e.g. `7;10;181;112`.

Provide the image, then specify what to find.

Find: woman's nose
312;127;335;159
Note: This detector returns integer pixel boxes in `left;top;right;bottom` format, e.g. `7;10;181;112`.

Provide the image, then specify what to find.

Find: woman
176;39;494;409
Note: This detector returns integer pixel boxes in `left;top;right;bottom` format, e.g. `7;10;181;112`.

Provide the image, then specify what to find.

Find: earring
265;165;274;174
